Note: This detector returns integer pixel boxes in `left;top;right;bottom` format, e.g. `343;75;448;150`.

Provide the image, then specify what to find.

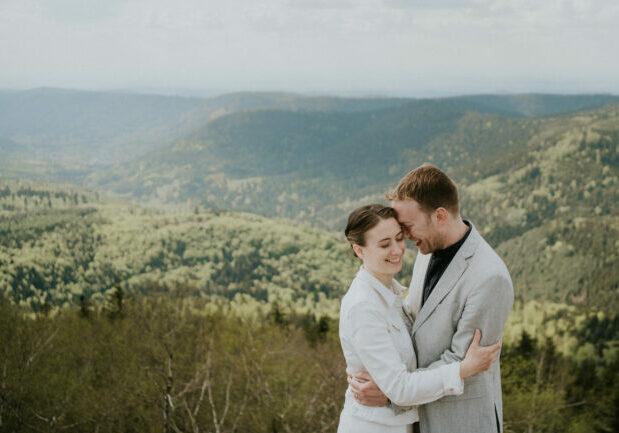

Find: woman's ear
352;244;364;260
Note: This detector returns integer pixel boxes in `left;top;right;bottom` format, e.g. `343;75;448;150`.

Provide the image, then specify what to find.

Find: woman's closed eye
379;237;404;248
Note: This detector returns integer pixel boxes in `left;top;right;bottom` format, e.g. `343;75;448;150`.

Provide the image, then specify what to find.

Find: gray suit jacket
403;222;513;433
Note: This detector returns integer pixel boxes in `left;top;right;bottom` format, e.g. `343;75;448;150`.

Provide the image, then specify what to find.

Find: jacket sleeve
349;301;463;407
427;272;514;368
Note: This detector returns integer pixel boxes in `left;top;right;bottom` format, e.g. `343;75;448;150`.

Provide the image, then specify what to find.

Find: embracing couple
337;164;514;433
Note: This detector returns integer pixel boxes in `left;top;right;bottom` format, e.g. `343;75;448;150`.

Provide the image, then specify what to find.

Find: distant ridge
84;99;618;219
448;93;619;117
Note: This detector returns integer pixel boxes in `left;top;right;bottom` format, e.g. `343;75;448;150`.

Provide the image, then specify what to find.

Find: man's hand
346;371;388;407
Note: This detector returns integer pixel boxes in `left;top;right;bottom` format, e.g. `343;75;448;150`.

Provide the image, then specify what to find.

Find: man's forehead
392;199;420;214
393;200;428;224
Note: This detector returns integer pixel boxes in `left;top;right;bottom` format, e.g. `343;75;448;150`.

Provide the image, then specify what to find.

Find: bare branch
204;352;221;433
182;397;198;433
220;373;233;427
26;328;59;368
193;372;209;418
231;352;251;432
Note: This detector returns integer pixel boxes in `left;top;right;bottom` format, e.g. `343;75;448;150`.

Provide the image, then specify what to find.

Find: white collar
356;266;405;306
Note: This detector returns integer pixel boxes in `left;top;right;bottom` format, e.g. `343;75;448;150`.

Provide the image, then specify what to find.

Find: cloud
0;0;617;94
36;0;131;23
286;0;356;9
383;0;488;9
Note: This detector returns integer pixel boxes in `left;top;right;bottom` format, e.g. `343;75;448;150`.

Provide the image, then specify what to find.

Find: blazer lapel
412;225;480;334
404;252;431;319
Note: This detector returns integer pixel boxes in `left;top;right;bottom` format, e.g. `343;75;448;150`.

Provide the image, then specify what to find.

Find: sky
1;0;618;96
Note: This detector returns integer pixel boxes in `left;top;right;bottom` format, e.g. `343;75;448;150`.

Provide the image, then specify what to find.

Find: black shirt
421;221;471;306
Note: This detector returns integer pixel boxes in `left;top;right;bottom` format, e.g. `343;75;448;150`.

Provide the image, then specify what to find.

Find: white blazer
338;266;463;427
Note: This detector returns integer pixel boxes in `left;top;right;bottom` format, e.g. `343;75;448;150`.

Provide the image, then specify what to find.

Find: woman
337;204;499;433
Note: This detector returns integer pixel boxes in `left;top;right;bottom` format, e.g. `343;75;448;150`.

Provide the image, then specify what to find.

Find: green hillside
84;101;483;214
498;216;617;308
2;93;618;312
0;89;408;169
84;104;618;311
457;107;619;306
1;93;617;433
0;180;415;314
86;102;616;223
1;181;617;432
85;100;468;211
2;89;617;173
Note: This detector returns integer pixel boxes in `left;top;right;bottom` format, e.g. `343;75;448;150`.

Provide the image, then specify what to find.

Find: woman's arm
347;302;499;407
347;301;461;407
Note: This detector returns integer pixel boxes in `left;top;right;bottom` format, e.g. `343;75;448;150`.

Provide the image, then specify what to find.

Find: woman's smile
353;217;406;287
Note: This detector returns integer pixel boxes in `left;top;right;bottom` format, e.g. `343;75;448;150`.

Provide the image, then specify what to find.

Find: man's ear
434;207;449;225
352;244;364;259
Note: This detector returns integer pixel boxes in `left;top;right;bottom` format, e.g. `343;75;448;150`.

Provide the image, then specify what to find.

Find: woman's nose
391;243;403;255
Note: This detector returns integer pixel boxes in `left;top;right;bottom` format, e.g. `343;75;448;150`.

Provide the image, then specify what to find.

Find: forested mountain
86;102;618;224
2;88;617;172
85;100;469;216
1;179;617;433
0;89;407;168
1;91;618;433
1;170;617;315
84;101;519;217
459;107;619;307
1;90;617;310
83;103;618;311
0;179;418;316
1;179;616;367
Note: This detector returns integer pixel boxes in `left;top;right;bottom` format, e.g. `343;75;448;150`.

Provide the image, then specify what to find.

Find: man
349;164;513;433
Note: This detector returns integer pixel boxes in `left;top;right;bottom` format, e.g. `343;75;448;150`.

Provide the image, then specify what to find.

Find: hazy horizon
2;85;619;101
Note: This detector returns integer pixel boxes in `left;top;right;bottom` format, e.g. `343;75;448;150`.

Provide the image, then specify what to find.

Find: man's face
392;199;443;254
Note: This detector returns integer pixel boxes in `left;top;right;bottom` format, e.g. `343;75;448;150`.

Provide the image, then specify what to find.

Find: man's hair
344;204;398;257
385;163;459;215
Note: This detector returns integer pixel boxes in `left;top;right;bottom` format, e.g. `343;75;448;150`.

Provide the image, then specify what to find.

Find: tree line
0;295;616;433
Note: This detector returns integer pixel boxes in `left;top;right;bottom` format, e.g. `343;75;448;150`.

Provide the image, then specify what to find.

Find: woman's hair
385;163;459;215
344;204;398;257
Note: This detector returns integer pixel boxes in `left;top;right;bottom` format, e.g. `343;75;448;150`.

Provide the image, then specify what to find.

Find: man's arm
346;302;464;407
427;273;513;369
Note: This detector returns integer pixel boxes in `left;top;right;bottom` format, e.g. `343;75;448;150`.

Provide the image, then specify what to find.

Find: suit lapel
412;225;480;334
405;252;431;319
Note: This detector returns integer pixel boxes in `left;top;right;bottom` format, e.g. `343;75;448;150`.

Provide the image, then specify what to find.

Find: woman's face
353;217;406;282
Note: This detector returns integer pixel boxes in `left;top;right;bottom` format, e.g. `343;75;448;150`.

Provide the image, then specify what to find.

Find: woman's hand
459;329;500;379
